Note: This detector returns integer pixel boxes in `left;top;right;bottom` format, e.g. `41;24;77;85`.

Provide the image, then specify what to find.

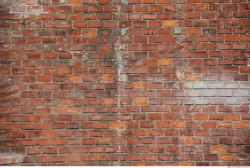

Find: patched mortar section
184;81;250;105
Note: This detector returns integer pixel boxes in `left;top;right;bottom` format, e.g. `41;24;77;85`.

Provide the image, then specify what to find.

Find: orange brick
240;66;250;73
218;122;233;128
234;122;249;129
211;145;227;153
186;74;201;81
131;82;146;89
134;162;146;166
194;113;209;120
158;59;173;66
184;137;201;144
179;162;194;166
99;74;113;83
171;121;186;128
68;76;81;83
103;98;116;105
82;29;97;36
225;114;240;121
220;154;234;161
133;97;149;105
162;20;178;27
110;121;124;129
68;0;81;4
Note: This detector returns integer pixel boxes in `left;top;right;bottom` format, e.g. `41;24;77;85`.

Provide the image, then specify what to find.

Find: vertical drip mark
173;0;186;82
172;0;186;90
171;1;188;165
113;1;128;166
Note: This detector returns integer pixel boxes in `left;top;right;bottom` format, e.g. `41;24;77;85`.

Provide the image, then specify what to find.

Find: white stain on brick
10;1;47;15
121;0;128;5
30;9;45;15
184;81;250;105
60;0;66;4
176;69;185;80
0;154;24;165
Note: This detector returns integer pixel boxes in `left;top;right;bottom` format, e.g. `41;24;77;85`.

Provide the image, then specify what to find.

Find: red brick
0;0;249;166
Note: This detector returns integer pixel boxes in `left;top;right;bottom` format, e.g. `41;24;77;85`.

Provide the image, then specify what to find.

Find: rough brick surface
0;0;249;166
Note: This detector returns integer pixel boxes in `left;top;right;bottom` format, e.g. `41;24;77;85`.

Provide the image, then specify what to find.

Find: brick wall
0;0;249;166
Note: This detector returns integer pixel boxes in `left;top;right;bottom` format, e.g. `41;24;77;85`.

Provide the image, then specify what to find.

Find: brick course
0;0;249;166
